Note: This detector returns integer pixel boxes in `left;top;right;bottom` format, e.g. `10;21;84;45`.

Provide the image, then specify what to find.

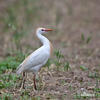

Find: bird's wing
16;46;49;74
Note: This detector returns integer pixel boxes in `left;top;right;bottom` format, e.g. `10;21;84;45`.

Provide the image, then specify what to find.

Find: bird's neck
37;33;50;46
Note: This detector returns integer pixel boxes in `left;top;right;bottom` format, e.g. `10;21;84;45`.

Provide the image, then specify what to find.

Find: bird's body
17;44;51;74
16;27;53;90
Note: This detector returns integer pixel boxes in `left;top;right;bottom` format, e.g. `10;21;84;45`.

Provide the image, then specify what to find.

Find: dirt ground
0;0;100;100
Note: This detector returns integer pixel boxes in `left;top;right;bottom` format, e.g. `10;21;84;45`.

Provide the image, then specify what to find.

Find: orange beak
44;29;53;32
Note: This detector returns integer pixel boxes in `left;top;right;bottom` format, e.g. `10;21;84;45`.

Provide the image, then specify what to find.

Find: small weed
1;93;13;100
74;91;100;99
53;50;71;72
94;88;100;93
88;72;100;78
20;95;32;100
36;96;41;100
81;33;85;42
81;33;92;44
64;62;71;71
69;85;73;91
46;93;55;100
20;89;30;96
86;36;92;44
53;59;62;66
74;93;92;99
54;49;64;59
61;94;67;100
54;50;64;71
80;65;88;71
45;59;53;69
61;80;66;85
95;93;100;98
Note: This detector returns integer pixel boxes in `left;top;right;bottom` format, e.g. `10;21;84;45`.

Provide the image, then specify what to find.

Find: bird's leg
20;72;26;90
41;75;45;90
33;74;37;90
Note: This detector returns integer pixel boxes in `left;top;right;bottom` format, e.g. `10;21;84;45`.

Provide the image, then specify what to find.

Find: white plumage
17;46;50;74
16;27;53;90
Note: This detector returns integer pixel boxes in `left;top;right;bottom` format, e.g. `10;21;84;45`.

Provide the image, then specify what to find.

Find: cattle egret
16;27;53;90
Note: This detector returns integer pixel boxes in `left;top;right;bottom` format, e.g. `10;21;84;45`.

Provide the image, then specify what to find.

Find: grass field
0;0;100;100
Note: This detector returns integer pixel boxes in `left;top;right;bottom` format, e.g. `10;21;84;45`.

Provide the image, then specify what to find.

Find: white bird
16;27;53;90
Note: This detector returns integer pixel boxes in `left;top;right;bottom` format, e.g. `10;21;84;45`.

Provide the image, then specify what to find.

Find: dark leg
33;74;37;90
20;72;26;89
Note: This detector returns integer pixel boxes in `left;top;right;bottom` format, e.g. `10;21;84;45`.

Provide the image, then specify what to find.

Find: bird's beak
44;29;53;32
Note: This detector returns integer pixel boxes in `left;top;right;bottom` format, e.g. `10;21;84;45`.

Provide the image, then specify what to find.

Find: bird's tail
16;64;23;75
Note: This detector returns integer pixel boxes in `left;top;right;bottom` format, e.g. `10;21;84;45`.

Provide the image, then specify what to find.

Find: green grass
0;74;18;89
53;49;71;71
80;65;88;71
81;33;92;44
74;92;100;99
0;52;25;73
74;93;93;99
88;72;100;79
64;62;71;71
0;92;41;100
0;51;26;90
0;93;13;100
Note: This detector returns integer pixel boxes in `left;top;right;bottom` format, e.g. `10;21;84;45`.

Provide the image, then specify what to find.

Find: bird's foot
18;83;25;92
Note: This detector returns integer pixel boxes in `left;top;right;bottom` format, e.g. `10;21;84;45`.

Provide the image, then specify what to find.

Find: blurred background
0;0;100;57
0;0;100;99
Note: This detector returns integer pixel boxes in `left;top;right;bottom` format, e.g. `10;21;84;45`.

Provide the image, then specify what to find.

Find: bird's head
36;27;53;34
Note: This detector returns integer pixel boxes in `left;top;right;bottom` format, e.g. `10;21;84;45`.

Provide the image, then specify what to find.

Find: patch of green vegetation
45;59;53;69
54;49;64;59
81;33;85;42
74;92;100;99
61;80;66;85
88;72;100;79
46;93;55;100
20;95;41;100
80;65;88;71
94;88;100;93
0;74;18;89
20;89;30;96
0;52;26;89
0;93;13;100
53;50;63;71
95;93;100;98
0;52;25;73
81;33;92;44
53;49;71;71
0;92;41;100
64;62;71;71
74;79;100;99
74;93;92;99
69;85;73;91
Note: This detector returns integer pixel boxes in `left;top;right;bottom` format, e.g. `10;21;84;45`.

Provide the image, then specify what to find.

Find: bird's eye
41;29;44;31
